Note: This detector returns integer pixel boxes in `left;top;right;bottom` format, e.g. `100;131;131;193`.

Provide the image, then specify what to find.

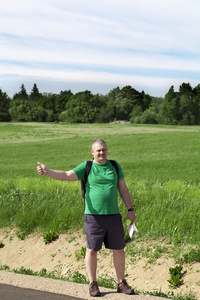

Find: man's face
91;143;108;164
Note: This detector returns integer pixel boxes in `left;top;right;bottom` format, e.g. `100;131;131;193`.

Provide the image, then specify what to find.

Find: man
37;139;136;297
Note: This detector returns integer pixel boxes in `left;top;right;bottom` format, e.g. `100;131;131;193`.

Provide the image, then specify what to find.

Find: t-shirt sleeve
116;161;124;180
73;161;87;180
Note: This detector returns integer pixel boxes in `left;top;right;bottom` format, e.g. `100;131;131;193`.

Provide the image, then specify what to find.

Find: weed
16;230;27;240
50;253;57;258
97;275;116;289
67;270;88;284
147;257;156;264
168;265;184;288
183;249;200;263
13;266;38;276
38;268;48;277
0;264;10;271
75;246;86;261
0;242;4;248
146;290;197;300
146;290;173;299
68;236;76;243
172;291;197;300
125;243;138;257
42;232;58;244
154;245;168;257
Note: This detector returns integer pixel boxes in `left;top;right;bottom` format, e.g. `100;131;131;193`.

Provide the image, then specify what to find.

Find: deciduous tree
159;86;180;124
62;90;100;123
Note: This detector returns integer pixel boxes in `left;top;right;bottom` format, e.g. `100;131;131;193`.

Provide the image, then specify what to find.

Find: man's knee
87;248;97;256
113;248;125;255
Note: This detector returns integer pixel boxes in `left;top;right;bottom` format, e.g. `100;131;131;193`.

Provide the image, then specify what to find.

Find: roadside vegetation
0;123;200;299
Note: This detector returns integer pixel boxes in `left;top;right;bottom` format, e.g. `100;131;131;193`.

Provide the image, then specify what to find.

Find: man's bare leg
85;248;97;282
113;248;125;283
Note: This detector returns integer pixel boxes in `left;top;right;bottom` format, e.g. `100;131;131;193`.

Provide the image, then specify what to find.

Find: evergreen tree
179;83;196;125
30;83;42;102
13;84;28;100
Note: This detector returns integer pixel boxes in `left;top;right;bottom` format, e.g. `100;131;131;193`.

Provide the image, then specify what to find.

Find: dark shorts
84;214;126;252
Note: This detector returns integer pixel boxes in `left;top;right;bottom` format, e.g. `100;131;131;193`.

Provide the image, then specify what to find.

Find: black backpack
81;160;119;198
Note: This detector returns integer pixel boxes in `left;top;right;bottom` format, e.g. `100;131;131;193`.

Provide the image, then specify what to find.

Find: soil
0;228;199;299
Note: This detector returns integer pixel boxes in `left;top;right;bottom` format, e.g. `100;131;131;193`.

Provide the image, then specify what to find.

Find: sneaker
117;279;134;295
89;281;101;297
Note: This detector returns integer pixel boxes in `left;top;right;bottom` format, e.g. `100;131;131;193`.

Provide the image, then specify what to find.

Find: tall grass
119;180;200;243
0;123;200;244
0;178;199;243
0;178;84;234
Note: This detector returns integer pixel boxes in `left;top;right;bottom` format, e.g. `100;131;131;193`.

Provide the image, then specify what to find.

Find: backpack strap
81;160;93;198
84;160;93;184
109;160;119;179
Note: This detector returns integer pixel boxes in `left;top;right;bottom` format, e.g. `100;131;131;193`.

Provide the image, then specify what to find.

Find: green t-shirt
73;160;124;215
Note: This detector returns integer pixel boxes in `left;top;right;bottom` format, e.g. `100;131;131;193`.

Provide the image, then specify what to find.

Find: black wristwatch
128;207;134;212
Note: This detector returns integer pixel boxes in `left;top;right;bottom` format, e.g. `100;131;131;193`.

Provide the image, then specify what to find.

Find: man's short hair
92;139;107;150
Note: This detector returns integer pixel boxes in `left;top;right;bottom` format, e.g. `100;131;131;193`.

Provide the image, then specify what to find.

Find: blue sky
1;0;200;98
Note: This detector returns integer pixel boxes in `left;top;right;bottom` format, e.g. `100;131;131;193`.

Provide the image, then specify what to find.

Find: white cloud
1;63;199;92
1;0;200;96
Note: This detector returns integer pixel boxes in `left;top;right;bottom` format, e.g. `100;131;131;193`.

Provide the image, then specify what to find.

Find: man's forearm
46;169;67;180
46;169;78;181
120;187;133;210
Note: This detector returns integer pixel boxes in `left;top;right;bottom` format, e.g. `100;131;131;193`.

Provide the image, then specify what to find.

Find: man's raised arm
37;162;78;181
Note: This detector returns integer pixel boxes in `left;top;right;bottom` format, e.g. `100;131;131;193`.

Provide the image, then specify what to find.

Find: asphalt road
0;284;83;300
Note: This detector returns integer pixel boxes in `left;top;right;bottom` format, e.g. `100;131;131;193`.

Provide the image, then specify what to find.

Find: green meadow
0;122;200;245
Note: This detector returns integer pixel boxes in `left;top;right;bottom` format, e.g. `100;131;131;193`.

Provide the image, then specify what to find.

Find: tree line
1;82;200;125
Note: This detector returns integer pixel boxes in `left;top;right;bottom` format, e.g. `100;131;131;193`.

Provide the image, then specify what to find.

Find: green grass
0;122;200;244
0;122;200;181
0;178;84;235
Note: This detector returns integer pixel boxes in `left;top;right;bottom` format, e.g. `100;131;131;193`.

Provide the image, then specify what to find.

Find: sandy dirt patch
0;228;199;299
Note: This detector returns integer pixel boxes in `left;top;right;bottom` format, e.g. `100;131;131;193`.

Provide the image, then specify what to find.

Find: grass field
0;122;200;245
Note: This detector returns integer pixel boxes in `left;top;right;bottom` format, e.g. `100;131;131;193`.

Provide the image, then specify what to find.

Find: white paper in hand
127;223;138;239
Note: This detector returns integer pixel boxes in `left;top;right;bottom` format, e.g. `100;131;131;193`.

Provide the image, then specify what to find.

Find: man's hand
125;211;136;224
37;162;48;175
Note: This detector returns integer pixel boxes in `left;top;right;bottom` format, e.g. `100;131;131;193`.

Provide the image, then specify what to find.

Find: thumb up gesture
37;162;48;175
